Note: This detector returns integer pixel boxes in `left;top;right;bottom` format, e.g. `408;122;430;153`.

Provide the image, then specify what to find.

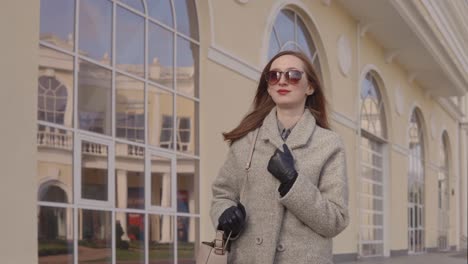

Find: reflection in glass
116;74;145;143
78;60;112;135
116;6;144;77
149;214;174;263
147;0;173;27
38;206;73;264
81;141;108;201
177;96;197;154
297;18;318;64
79;0;112;65
149;21;174;88
177;216;198;262
116;212;145;264
38;46;74;127
147;85;173;147
116;142;144;209
177;157;199;214
40;0;75;51
119;0;144;13
274;10;295;49
177;37;199;97
38;126;73;203
151;154;172;208
174;0;199;40
78;209;111;263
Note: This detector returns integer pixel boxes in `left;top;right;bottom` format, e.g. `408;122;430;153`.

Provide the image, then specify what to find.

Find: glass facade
37;0;200;263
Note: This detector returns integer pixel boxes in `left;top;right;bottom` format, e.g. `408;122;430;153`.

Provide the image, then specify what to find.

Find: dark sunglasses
265;69;304;85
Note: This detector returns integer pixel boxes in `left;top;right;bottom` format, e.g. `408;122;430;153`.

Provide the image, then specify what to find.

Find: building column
160;172;172;242
116;169;129;240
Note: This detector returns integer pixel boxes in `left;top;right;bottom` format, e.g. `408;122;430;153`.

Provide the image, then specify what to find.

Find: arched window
38;76;68;125
359;71;387;257
268;8;322;78
408;109;425;253
38;0;200;262
438;132;450;250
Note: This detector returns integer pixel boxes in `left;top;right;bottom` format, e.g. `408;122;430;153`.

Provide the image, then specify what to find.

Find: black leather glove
217;203;246;238
267;144;298;184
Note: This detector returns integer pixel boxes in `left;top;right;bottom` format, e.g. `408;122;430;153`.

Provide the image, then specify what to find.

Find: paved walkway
340;250;467;264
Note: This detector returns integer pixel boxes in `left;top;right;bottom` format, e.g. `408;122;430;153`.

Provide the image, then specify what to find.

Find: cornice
390;0;468;96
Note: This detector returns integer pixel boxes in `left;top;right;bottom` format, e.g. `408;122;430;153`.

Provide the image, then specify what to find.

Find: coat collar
260;107;317;150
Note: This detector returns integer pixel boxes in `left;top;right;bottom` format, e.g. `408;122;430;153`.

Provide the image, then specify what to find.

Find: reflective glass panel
174;0;198;40
81;141;108;201
38;125;73;203
38;46;74;127
116;142;145;209
119;0;144;13
176;96;197;154
116;212;145;264
297;17;316;61
274;10;294;49
78;209;111;263
149;21;174;88
149;214;174;263
40;0;75;51
147;85;173;148
147;0;173;27
78;60;112;135
176;37;199;97
116;74;145;143
151;154;172;208
177;216;198;262
177;157;199;214
38;206;73;264
116;6;145;77
79;0;112;65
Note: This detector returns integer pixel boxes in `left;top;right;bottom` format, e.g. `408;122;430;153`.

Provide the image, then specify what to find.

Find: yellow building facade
0;0;467;263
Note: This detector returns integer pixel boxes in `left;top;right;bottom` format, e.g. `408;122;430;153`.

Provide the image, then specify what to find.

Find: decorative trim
333;253;357;263
390;0;468;95
207;46;261;82
331;111;358;131
337;34;352;77
320;0;331;7
430;114;437;140
235;0;249;4
395;85;404;116
390;249;408;257
392;143;409;156
436;97;464;121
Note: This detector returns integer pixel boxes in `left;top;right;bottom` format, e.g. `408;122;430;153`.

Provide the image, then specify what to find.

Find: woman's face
267;55;314;110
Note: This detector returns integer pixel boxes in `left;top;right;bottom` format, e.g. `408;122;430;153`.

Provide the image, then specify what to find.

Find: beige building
0;0;467;263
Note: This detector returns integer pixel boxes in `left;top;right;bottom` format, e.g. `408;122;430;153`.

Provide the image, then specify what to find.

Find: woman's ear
306;86;314;95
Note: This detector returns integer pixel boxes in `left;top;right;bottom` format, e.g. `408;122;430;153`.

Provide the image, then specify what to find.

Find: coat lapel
260;107;317;150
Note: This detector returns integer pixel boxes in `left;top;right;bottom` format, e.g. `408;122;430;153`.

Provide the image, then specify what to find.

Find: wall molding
392;143;409;156
331;111;358;131
207;45;261;81
436;97;464;121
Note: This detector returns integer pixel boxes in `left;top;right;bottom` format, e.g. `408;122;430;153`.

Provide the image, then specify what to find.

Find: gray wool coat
210;107;349;264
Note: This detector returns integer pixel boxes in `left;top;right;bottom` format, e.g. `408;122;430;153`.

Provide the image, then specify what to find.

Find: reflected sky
41;0;197;67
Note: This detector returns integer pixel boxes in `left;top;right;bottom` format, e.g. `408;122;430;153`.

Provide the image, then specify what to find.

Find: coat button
255;237;263;245
276;243;285;252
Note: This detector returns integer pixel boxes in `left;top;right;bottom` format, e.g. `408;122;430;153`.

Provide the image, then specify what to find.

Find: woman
210;50;349;264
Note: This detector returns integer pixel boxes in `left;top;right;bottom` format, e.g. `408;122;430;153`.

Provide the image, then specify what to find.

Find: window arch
38;76;68;125
438;131;451;250
358;71;387;257
408;108;425;253
268;8;322;78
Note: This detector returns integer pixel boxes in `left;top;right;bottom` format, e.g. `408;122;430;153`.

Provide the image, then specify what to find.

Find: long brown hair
223;50;330;145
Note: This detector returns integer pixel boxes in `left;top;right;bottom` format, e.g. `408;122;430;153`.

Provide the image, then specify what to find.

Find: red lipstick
277;89;290;95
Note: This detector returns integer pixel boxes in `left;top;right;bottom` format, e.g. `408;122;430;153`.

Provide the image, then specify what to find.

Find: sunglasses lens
286;70;302;84
266;71;280;84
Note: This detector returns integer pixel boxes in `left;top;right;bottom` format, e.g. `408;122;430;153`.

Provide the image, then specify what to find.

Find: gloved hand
217;203;246;238
267;144;298;184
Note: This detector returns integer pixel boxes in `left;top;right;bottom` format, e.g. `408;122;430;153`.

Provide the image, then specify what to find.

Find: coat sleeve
210;146;244;229
279;137;349;238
